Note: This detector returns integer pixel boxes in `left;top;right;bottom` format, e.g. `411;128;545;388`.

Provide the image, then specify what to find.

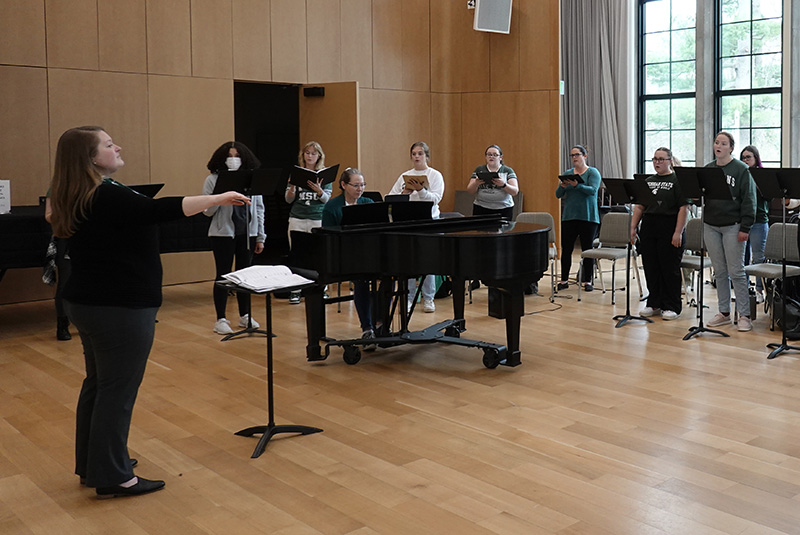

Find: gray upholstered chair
516;212;557;298
745;223;800;328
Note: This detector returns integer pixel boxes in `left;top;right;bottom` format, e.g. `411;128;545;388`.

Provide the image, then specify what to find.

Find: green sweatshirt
703;158;756;233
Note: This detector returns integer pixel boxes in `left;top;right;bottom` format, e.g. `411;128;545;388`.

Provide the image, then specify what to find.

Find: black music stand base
235;424;323;459
767;343;800;360
683;324;729;340
613;314;653;328
220;325;273;342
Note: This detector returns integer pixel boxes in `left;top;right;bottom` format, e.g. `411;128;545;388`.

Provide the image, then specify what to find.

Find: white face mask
225;156;242;171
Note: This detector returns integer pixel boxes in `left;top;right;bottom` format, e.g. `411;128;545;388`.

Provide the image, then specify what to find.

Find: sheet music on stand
222;265;313;292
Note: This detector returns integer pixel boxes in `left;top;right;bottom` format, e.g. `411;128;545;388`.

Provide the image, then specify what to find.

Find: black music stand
213;170;285;340
218;280;323;457
675;167;732;340
602;178;655;328
752;168;800;359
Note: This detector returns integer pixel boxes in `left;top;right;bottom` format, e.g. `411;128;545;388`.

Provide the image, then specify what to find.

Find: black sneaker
556;282;569;291
584;283;593;292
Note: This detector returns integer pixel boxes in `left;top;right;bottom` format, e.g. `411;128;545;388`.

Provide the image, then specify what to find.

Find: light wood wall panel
358;88;431;195
161;251;215;285
0;269;53;305
270;0;307;83
430;93;462;213
147;75;234;196
401;0;431;91
299;82;359;176
0;0;46;66
520;0;560;90
340;0;373;89
146;0;192;76
430;1;490;93
461;91;561;217
191;0;234;79
307;0;342;83
232;0;272;82
47;70;150;187
44;0;99;70
0;66;50;206
98;0;147;73
489;6;521;92
371;1;403;89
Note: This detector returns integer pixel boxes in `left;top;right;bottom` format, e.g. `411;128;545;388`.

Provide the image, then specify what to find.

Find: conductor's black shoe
584;283;594;292
96;477;165;499
57;317;71;341
556;282;568;291
80;458;138;486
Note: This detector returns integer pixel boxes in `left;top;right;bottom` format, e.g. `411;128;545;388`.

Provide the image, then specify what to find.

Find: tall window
639;0;697;169
717;0;782;166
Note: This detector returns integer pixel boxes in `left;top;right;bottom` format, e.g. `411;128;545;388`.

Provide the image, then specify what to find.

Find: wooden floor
2;268;800;535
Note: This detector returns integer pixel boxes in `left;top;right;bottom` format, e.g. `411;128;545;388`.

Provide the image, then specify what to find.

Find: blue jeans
704;223;749;316
745;222;768;292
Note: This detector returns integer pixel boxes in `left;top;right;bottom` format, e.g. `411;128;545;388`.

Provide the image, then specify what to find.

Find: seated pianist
321;168;379;348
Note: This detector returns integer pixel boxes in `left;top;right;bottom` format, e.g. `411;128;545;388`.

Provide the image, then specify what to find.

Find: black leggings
560;219;599;283
211;235;255;320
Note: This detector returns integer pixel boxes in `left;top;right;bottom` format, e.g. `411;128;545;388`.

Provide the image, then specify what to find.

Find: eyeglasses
741;155;754;160
651;157;671;162
569;153;583;157
486;153;501;157
347;182;367;189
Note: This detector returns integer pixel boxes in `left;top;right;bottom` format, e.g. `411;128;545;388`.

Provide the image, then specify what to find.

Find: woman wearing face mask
740;145;768;304
703;132;757;332
466;144;519;219
285;141;332;304
202;141;266;334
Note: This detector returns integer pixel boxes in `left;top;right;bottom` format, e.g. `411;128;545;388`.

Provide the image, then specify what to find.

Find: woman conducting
49;126;250;498
630;147;690;320
387;141;445;312
202;141;266;334
466;144;519;219
703;131;757;332
555;144;601;292
285;141;331;304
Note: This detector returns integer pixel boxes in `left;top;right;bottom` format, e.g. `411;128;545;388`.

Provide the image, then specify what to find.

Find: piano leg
501;286;524;366
304;285;327;361
449;277;467;336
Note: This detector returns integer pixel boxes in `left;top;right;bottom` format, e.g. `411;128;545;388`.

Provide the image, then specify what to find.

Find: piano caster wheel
343;345;361;365
482;348;501;369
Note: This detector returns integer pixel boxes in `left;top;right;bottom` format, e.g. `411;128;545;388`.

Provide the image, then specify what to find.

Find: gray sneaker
707;312;732;327
737;316;753;332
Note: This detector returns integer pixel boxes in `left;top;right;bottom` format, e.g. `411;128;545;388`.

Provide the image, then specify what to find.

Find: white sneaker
361;329;376;351
640;307;661;317
214;318;234;334
661;310;679;321
423;298;435;313
289;292;301;304
738;315;753;332
239;314;260;328
707;312;732;327
755;291;765;304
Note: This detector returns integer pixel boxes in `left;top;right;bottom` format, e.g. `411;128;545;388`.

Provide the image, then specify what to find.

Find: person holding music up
629;147;690;320
388;141;445;313
322;168;379;347
703;131;757;332
202;141;266;335
555;144;601;292
285;141;332;304
466;144;519;219
740;145;769;304
49;126;251;498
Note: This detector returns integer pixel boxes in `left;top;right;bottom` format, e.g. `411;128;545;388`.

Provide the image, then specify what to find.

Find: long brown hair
49;126;105;238
297;141;325;171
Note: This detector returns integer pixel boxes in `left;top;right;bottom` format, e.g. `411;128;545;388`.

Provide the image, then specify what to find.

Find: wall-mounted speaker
473;0;513;34
303;86;325;97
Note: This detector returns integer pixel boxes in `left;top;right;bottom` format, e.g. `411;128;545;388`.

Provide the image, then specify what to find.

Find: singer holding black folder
466;144;519;219
49;126;251;498
555;144;601;292
285;141;331;304
202;142;266;335
629;147;690;320
703;131;757;332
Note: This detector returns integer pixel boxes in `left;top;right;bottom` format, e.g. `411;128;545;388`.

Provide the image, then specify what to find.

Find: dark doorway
234;81;299;264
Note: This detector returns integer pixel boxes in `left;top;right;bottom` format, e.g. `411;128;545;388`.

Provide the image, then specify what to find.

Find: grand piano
290;214;548;368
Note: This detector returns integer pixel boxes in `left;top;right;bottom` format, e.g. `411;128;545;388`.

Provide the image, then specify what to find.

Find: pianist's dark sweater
63;180;185;308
